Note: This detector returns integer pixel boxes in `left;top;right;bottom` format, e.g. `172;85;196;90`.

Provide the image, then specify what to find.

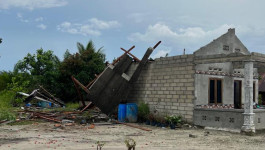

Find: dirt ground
1;122;265;150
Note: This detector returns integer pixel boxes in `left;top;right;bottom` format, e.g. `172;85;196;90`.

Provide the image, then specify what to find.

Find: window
223;45;229;51
209;78;223;104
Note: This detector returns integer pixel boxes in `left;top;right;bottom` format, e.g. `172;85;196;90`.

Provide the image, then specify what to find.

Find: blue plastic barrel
118;104;126;122
40;101;51;108
126;103;138;123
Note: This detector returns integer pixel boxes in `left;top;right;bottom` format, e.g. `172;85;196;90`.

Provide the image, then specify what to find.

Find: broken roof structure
72;41;161;114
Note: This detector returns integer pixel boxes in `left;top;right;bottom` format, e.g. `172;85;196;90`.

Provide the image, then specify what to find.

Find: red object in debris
54;124;61;127
87;124;95;129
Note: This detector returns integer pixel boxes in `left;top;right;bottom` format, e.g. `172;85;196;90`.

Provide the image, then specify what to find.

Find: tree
58;40;106;102
63;49;71;59
0;71;13;91
14;49;60;92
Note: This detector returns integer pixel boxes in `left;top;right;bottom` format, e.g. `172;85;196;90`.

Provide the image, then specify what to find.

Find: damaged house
127;28;265;133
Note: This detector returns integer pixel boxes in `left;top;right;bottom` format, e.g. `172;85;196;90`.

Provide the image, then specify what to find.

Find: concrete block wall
193;108;265;130
127;54;195;122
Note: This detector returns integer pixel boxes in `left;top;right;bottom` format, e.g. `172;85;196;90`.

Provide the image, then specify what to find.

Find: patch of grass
0;90;15;108
0;108;16;121
8;120;44;125
66;102;80;109
0;90;17;121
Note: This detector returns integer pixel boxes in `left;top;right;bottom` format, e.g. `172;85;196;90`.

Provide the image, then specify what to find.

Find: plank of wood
116;121;152;131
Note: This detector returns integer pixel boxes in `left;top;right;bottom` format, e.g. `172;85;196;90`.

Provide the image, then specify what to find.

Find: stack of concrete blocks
127;54;195;122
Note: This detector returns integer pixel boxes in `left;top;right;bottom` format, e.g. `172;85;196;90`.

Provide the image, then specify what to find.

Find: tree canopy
58;40;106;101
13;49;60;92
0;40;106;105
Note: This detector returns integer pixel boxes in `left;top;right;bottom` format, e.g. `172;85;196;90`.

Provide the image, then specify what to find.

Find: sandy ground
1;122;265;150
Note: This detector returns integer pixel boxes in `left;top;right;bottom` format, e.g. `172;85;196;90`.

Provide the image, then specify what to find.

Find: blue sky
1;0;265;71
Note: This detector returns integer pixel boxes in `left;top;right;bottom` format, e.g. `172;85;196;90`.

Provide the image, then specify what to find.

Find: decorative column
241;60;255;134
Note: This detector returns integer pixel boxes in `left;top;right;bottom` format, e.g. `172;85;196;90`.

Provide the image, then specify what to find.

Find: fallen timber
18;85;65;107
72;41;161;114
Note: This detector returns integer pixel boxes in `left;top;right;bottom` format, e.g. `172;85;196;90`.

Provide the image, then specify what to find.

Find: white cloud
37;24;47;30
57;21;100;36
80;25;101;36
57;18;120;36
152;50;171;58
128;23;264;54
0;0;67;10
35;17;44;22
89;18;120;29
17;13;29;23
128;23;234;43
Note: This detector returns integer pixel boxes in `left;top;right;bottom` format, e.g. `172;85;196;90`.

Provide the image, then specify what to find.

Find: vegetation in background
0;40;106;118
58;40;106;101
0;71;13;91
14;48;61;93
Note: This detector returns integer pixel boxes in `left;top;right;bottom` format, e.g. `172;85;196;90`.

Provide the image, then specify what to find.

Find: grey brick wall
127;54;195;122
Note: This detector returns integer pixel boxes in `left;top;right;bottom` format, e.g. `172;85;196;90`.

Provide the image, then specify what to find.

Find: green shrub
0;109;16;121
0;90;15;108
0;91;17;121
165;115;182;124
138;102;150;120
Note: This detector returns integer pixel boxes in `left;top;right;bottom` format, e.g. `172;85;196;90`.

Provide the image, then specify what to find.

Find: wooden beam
71;76;90;94
116;121;152;131
81;102;92;113
71;76;85;107
112;45;135;65
121;48;140;62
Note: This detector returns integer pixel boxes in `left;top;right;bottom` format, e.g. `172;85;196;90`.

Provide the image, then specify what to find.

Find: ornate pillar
241;61;255;133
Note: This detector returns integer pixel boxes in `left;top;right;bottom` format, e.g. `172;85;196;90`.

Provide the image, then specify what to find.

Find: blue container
40;101;51;108
126;103;138;123
118;104;126;122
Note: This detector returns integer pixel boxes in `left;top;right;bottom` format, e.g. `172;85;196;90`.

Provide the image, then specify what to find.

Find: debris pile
18;85;65;107
72;41;161;114
16;105;109;127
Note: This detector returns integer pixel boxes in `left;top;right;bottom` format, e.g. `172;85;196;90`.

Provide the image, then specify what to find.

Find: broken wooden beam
116;121;152;131
71;76;90;94
153;41;161;49
33;112;62;123
120;48;140;62
81;102;92;113
112;45;135;65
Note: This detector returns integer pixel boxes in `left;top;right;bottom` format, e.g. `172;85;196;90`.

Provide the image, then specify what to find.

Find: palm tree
76;40;105;61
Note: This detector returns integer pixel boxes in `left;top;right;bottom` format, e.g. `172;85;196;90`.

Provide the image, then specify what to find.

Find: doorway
234;80;242;109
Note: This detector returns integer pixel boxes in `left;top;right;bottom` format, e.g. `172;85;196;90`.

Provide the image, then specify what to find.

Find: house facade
127;28;265;132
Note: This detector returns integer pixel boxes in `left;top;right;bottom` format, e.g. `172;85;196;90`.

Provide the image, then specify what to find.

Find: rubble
72;41;161;114
17;85;65;107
